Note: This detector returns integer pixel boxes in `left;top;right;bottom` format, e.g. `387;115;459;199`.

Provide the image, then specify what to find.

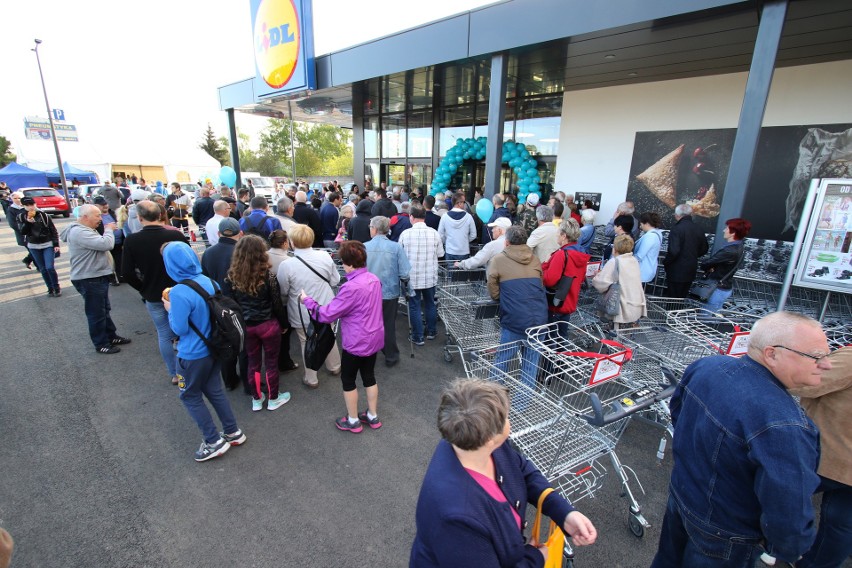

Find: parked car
76;184;103;203
22;188;70;217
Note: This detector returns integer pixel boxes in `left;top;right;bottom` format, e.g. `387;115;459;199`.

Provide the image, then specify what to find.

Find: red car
22;188;71;217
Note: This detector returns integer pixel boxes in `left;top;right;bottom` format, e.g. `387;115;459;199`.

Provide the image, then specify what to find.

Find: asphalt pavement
0;215;833;568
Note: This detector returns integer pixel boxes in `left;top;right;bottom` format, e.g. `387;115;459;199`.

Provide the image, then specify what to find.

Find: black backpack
179;278;246;361
244;214;272;239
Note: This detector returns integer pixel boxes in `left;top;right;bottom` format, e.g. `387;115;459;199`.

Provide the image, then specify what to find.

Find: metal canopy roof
225;0;852;126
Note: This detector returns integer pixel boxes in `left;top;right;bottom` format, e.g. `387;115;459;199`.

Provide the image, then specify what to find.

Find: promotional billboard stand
780;178;852;322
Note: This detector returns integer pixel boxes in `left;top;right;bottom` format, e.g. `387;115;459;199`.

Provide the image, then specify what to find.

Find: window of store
364;115;380;159
381;113;406;159
408;111;433;157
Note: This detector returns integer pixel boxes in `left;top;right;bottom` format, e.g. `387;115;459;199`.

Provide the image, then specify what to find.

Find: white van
244;176;276;204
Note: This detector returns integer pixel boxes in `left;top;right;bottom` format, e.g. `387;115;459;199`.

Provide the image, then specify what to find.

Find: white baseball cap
527;193;540;206
487;217;512;230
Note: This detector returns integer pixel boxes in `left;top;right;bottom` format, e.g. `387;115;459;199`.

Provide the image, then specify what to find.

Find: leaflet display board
793;178;852;294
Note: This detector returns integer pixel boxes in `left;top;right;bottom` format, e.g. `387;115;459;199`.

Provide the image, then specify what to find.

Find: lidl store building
219;0;852;244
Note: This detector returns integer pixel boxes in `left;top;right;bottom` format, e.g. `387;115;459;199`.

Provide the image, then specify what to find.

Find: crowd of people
2;175;848;568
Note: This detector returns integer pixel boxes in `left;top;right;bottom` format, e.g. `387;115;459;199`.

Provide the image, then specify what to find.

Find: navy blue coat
411;440;574;568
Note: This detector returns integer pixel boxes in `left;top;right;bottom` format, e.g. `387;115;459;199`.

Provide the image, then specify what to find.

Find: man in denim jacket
651;311;831;568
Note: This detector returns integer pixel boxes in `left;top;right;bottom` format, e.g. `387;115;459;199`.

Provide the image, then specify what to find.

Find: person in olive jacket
663;204;709;298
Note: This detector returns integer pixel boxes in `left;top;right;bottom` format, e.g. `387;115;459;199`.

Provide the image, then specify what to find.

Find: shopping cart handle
581;366;680;426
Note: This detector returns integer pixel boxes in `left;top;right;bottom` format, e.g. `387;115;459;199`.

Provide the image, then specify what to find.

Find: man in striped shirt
399;203;444;345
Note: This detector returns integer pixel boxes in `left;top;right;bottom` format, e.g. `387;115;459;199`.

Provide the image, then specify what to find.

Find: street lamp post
32;39;69;205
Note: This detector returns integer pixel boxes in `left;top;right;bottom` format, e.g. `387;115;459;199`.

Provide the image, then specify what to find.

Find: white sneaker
760;552;776;566
267;392;291;411
252;393;266;412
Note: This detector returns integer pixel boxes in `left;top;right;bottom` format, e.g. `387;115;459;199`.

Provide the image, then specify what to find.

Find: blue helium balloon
219;166;237;188
520;150;530;159
501;154;509;163
515;142;525;150
463;152;471;160
475;197;495;223
455;139;465;146
443;173;451;181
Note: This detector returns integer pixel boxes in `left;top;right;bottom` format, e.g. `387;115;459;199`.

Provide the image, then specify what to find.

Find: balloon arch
429;137;542;204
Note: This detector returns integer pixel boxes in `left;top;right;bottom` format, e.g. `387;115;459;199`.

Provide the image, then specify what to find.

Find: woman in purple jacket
299;240;384;433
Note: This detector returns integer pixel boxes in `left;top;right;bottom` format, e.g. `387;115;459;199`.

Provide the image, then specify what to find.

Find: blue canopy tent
0;162;49;190
46;162;98;185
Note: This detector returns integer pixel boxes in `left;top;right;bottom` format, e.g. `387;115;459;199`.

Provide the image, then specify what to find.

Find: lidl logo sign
253;0;301;89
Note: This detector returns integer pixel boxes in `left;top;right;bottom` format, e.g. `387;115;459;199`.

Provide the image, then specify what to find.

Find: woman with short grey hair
578;209;596;254
411;378;597;566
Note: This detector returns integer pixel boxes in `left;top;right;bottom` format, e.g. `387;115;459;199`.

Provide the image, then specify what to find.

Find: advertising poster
626;124;852;240
793;179;852;294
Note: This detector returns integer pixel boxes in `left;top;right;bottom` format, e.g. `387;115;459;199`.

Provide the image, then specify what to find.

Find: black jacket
200;237;237;289
424;210;441;231
121;225;187;302
293;203;323;247
225;271;287;327
663;215;709;283
192;197;215;227
348;200;373;243
18;210;58;246
371;197;397;219
700;241;745;290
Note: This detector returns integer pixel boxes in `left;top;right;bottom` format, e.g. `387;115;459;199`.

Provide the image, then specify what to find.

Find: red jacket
541;244;590;314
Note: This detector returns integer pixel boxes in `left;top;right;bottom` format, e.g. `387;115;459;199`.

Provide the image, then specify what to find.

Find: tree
0;136;16;168
253;119;353;177
199;124;229;166
236;132;259;172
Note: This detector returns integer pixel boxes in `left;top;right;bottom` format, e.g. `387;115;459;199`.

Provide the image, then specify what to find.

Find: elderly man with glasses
651;311;832;568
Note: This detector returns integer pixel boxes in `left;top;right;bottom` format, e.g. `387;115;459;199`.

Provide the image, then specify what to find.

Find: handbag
688;249;743;302
595;258;621;317
295;255;337;371
687;278;718;302
545;249;575;308
299;304;336;371
530;487;565;568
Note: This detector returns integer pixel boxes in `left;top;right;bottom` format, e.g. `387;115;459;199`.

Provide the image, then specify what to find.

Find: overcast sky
2;0;493;164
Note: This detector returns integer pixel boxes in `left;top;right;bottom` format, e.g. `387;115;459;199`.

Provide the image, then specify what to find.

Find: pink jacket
303;267;384;357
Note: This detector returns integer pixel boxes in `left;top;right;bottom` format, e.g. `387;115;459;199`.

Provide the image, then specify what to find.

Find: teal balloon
520;150;530;160
219;166;237;188
463;152;471;160
443;173;451;181
515;142;525;151
455;139;465;146
475;198;494;223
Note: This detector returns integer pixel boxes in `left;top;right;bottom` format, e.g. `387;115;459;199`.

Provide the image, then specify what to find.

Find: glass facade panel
364;78;380;114
513;115;561;156
408;163;432;195
407;111;433;157
364;116;380;159
439;105;474;156
365;162;379;189
443;63;477;106
381;114;406;158
409;68;434;110
382;72;407;114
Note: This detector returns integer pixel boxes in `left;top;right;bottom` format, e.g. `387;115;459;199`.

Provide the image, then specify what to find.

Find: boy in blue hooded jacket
162;241;246;462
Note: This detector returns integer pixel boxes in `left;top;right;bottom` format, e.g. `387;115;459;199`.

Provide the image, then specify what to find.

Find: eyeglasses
772;345;830;363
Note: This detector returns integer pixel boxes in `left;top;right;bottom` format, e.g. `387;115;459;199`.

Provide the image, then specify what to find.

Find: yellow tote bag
530;487;565;568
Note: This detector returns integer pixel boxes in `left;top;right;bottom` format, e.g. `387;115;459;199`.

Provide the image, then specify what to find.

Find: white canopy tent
14;139;221;185
15;138;111;183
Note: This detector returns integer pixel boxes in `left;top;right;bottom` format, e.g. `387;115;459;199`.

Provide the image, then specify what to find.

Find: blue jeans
71;276;118;349
798;476;852;568
177;356;238;444
146;300;178;376
444;253;469;261
494;328;541;409
702;287;732;314
408;287;437;342
548;311;572;338
29;246;59;291
651;495;759;568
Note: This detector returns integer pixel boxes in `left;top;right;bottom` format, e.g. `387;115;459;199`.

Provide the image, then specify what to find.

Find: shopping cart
664;309;752;356
468;322;677;543
436;260;487;291
436;281;500;364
